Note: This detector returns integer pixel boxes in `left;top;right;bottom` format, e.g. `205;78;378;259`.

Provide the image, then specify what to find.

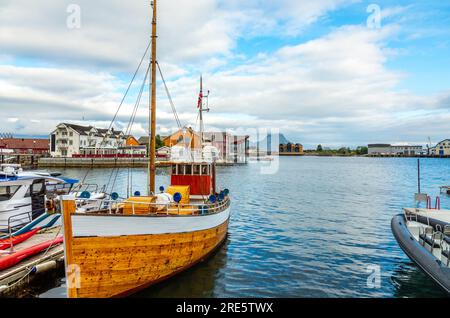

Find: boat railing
444;225;450;236
0;211;33;253
78;195;231;216
404;208;418;222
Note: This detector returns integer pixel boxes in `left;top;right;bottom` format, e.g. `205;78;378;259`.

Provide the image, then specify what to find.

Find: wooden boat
59;0;231;298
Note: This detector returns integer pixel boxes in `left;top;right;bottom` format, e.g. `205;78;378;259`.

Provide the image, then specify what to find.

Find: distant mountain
278;133;291;145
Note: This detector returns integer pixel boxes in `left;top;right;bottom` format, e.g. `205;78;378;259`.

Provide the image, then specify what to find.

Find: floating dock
0;227;64;298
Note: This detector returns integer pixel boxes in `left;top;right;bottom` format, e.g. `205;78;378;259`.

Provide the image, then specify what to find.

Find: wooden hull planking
66;215;229;298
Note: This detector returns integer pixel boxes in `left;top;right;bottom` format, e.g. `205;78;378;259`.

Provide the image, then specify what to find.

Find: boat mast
199;75;204;146
149;0;157;195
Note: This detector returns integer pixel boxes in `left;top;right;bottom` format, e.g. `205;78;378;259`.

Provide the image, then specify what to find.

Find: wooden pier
0;227;64;298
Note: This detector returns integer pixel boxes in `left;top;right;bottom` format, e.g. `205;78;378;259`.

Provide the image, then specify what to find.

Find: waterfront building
431;139;450;156
156;146;171;159
161;129;249;164
49;123;128;157
203;132;249;164
0;138;49;154
163;127;202;149
119;136;147;157
368;144;423;156
279;143;304;155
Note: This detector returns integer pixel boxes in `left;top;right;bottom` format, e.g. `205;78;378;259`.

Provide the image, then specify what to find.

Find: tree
317;144;323;152
356;146;368;155
156;134;164;149
337;147;348;154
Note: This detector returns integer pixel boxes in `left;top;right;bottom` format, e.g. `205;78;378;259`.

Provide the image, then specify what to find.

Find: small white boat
0;164;78;232
440;186;450;195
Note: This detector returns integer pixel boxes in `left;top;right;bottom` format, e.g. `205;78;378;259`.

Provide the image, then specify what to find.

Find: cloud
1;1;449;146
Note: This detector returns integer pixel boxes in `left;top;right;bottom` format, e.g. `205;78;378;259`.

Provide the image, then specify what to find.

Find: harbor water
41;157;450;297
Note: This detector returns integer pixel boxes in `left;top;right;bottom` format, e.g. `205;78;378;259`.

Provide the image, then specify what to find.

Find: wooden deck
0;227;64;297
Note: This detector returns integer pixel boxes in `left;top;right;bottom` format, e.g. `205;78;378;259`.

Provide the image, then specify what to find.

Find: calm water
41;157;450;298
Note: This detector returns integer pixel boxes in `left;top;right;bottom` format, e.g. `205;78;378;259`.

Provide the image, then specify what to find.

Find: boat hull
65;207;230;298
391;214;450;294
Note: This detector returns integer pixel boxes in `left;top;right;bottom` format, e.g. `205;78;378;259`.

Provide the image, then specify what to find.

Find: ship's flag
197;75;203;108
197;90;203;108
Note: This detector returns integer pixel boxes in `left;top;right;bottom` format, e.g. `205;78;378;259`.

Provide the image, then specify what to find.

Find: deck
0;227;64;297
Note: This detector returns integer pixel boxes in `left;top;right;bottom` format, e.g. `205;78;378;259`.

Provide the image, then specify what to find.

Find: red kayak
0;228;41;250
0;237;63;271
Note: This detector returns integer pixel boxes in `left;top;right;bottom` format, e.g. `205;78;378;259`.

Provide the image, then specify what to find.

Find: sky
0;0;449;149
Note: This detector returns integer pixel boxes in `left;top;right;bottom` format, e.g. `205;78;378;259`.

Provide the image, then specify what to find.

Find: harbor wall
38;157;238;168
38;157;149;168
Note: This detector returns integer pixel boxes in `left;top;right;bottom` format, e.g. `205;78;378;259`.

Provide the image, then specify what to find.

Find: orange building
126;136;140;146
279;143;304;155
163;127;202;149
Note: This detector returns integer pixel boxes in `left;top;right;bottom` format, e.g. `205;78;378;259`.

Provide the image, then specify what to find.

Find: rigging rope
99;40;152;148
156;62;182;129
103;41;151;193
108;64;150;195
124;65;150;197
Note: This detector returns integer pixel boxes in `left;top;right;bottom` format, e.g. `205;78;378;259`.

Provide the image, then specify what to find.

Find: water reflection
35;157;450;298
134;239;230;298
391;261;448;298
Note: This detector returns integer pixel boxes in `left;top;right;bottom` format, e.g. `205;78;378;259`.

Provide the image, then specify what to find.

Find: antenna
417;158;421;193
198;76;210;146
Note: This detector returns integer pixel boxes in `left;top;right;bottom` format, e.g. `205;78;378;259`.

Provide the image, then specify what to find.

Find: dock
0;227;64;298
1;154;44;169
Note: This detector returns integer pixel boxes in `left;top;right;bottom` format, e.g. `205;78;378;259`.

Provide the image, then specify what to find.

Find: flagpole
198;75;203;147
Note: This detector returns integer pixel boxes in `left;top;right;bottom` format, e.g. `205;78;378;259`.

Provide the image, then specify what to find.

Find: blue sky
0;0;449;149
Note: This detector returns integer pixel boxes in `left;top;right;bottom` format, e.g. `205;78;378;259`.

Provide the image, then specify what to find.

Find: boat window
0;185;20;201
25;185;31;197
201;165;208;175
32;181;45;195
172;165;177;175
185;165;192;175
193;164;200;175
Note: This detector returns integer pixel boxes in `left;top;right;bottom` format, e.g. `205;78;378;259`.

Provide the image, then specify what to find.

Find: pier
0;227;64;298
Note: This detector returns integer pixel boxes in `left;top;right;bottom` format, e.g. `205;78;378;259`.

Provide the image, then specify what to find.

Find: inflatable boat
391;211;450;293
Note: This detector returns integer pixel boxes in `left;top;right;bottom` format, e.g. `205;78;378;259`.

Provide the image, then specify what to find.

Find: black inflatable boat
391;213;450;293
